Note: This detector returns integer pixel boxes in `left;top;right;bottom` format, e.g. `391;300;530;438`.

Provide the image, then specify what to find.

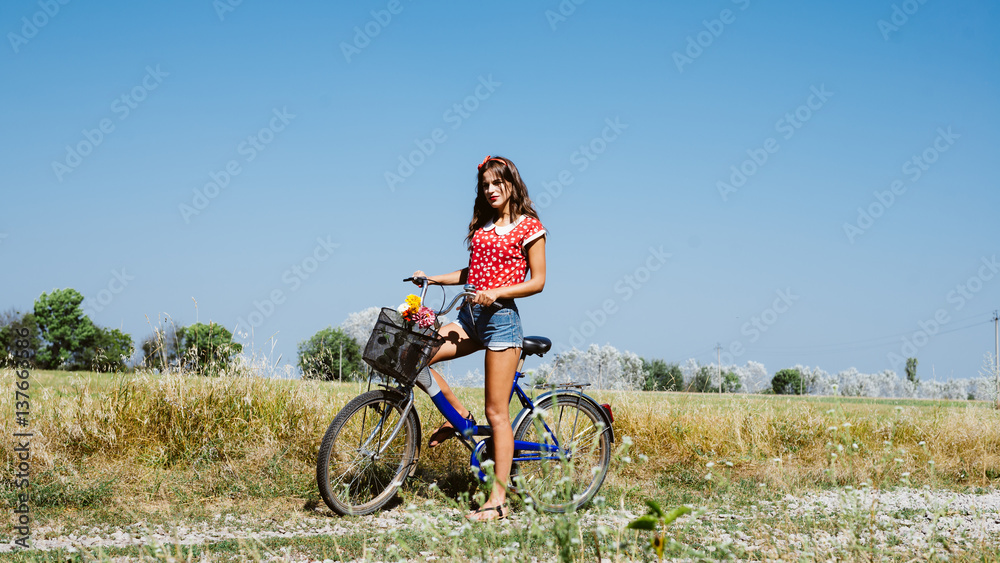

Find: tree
534;344;645;390
905;357;918;384
642;358;683;391
179;322;242;375
340;306;382;347
688;366;714;392
721;370;742;393
84;328;134;372
771;368;804;395
298;326;366;381
687;365;740;393
0;308;41;367
33;289;99;369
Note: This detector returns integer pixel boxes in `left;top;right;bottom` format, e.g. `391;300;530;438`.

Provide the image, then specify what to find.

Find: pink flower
415;306;436;329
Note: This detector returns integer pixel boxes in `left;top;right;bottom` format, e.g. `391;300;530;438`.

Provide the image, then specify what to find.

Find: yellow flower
405;294;421;311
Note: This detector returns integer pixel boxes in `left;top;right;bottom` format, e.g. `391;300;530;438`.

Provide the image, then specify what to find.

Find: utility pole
994;310;999;407
339;342;343;381
994;310;998;374
716;343;722;393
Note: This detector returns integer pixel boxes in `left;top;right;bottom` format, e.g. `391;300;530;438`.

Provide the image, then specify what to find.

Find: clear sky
2;0;998;381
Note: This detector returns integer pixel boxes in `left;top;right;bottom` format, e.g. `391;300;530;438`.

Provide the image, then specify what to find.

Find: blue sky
2;0;998;381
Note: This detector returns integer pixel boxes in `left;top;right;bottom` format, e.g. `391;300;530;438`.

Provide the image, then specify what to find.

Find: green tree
641;358;683;391
0;308;41;367
771;368;804;395
179;322;242;375
85;328;134;372
33;289;98;369
688;365;741;393
688;366;712;393
298;327;365;381
905;357;918;384
721;370;742;393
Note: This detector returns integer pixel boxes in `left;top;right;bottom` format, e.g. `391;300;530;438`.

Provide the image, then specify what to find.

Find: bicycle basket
363;307;443;385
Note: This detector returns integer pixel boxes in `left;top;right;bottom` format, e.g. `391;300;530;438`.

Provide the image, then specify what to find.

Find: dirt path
3;488;998;559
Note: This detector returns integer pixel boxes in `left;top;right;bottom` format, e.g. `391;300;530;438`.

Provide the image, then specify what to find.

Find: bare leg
468;347;520;520
426;322;481;447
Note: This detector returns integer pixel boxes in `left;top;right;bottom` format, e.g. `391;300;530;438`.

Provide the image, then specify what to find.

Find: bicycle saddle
522;336;552;356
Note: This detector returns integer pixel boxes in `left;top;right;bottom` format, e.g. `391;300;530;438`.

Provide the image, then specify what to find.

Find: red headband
478;155;505;170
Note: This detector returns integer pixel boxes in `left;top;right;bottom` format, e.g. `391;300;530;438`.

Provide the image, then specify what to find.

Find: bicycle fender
511;389;615;443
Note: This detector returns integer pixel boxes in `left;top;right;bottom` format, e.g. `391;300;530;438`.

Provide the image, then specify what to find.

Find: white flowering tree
672;359;994;401
804;365;992;401
340;306;382;347
534;344;645;390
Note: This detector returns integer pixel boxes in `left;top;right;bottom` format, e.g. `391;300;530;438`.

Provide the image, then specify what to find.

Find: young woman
412;155;546;522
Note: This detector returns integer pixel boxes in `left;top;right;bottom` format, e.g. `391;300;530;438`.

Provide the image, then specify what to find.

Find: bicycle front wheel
316;389;420;516
512;394;611;513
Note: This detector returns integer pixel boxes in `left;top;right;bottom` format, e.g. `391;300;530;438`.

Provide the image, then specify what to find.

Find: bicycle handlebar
403;277;477;317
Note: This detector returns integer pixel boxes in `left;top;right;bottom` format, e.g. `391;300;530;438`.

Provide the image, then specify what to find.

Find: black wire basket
363;307;443;385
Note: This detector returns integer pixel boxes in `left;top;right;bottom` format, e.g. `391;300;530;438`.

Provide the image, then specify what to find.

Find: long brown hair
466;156;541;249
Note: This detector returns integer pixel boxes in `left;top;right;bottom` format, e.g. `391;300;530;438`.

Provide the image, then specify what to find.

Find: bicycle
316;277;615;516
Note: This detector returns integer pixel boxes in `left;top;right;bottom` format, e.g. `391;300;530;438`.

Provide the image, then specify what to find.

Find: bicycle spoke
513;396;610;512
317;390;418;515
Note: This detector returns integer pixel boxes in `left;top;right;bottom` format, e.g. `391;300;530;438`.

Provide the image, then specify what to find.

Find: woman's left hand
473;289;499;307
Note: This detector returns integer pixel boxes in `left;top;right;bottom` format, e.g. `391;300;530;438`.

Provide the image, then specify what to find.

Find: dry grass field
2;367;999;561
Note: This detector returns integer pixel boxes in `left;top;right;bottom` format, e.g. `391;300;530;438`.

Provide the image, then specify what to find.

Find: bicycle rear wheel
316;389;419;516
512;394;611;513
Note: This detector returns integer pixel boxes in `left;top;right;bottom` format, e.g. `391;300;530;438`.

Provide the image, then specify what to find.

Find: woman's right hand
412;271;427;285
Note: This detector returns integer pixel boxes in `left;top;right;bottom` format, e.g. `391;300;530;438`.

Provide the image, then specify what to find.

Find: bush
642;358;683;391
179;322;242;375
688;366;740;393
85;327;134;372
297;327;365;381
772;368;804;395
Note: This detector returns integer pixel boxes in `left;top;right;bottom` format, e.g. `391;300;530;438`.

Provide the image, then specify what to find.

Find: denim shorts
456;299;523;351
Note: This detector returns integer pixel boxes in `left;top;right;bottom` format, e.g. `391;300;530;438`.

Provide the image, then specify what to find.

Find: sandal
466;504;508;522
428;412;476;448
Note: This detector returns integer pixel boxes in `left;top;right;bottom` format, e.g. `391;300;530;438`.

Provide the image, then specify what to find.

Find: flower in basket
396;294;437;329
414;306;436;329
398;294;421;322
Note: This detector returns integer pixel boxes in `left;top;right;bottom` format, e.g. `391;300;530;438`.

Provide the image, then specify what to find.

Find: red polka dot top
467;215;546;292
